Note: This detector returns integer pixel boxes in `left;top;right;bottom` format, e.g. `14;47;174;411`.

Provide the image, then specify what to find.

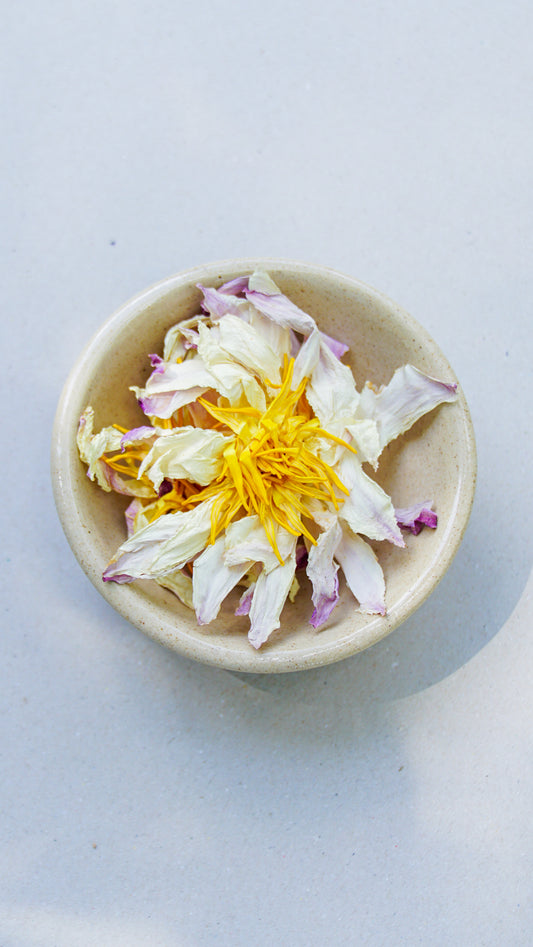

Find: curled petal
196;323;267;411
396;501;438;535
358;364;457;452
138;426;232;490
163;315;209;362
216;314;283;384
248;550;297;649
77;406;123;491
77;407;153;498
335;529;386;615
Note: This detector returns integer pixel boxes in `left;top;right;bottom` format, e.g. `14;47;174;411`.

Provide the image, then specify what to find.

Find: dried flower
77;272;456;648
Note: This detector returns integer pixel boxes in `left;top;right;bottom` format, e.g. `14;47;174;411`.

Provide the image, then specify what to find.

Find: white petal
192;535;250;624
343;419;381;467
291;329;321;389
306;520;342;628
139;356;216;395
216;314;283;384
245;289;317;335
248;270;283;294
103;497;216;581
163;314;208;362
157;570;194;609
135;387;210;419
306;340;360;429
196;323;267;411
335;529;386;615
358;364;457;451
223;515;296;574
248;550;297;649
138;426;232;489
337;454;405;547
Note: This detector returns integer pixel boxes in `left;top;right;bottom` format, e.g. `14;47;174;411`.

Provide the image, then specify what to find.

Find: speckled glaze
51;260;477;673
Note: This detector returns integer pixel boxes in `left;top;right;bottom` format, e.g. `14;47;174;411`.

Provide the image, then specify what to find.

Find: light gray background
2;2;532;945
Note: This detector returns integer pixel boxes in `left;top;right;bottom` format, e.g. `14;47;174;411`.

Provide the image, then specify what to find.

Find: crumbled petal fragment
396;501;438;535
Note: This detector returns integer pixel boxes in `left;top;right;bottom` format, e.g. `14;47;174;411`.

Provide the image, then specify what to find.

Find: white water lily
78;271;457;649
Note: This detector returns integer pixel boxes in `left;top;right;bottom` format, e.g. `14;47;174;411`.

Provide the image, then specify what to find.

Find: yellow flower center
183;355;355;563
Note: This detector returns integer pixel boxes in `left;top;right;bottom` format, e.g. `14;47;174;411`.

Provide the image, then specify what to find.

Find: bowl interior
52;260;476;672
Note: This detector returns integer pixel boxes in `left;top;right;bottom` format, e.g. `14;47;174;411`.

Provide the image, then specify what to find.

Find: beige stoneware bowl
51;259;476;673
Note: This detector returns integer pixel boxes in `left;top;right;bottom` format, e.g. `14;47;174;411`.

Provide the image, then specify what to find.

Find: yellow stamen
182;356;354;559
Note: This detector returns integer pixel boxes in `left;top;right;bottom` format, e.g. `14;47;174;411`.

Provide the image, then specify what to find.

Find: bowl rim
51;258;477;673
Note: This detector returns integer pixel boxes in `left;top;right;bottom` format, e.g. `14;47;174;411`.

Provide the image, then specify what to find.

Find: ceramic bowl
51;259;476;673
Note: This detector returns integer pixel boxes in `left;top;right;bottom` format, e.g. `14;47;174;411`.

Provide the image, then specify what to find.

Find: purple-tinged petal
120;426;157;448
235;584;255;616
218;276;249;295
306;520;342;629
358;365;457;452
245;290;316;336
102;569;135;584
149;353;165;372
103;498;216;582
396;501;438;535
138;387;209;419
321;332;349;358
310;575;340;629
197;284;243;318
124;498;144;537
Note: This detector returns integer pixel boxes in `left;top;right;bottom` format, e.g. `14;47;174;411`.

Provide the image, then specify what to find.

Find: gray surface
2;1;532;944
